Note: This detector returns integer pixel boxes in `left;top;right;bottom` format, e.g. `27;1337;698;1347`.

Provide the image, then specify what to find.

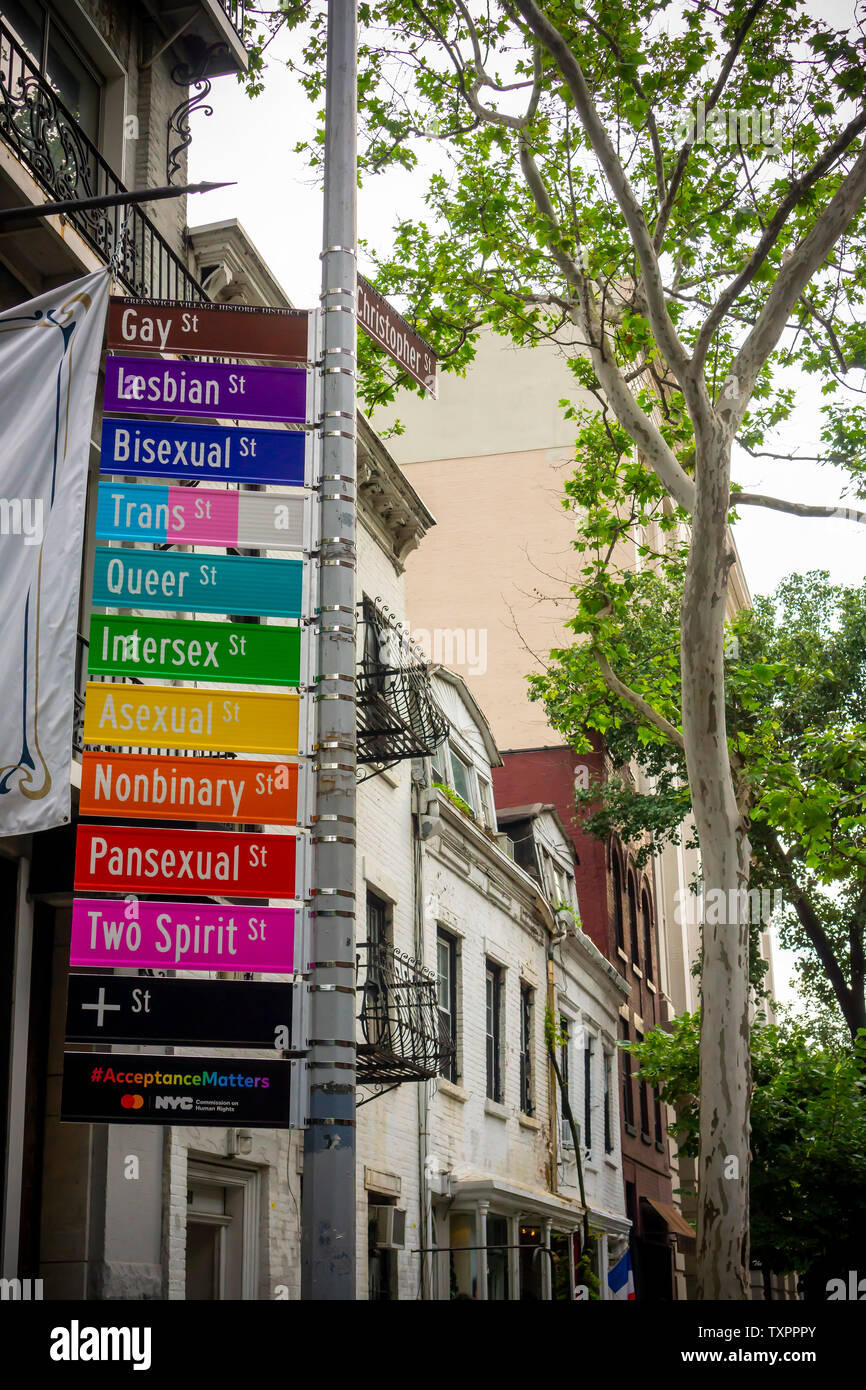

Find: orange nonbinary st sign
80;751;297;825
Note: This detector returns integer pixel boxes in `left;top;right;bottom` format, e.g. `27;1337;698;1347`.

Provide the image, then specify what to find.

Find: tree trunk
681;425;752;1299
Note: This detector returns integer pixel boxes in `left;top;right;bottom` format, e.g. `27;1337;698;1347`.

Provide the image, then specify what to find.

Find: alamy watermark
412;627;488;677
673;100;781;152
674;886;783;926
0;497;42;546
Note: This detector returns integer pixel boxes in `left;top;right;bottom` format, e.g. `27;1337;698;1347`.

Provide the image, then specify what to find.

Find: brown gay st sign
107;297;309;362
357;275;438;397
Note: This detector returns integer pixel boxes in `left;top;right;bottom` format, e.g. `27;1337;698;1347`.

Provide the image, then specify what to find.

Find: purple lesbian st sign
104;356;307;423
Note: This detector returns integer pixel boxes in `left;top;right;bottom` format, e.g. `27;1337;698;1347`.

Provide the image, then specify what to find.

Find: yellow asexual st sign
83;683;299;756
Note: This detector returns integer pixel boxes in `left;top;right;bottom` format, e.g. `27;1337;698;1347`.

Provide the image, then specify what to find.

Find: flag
0;269;109;834
608;1249;635;1300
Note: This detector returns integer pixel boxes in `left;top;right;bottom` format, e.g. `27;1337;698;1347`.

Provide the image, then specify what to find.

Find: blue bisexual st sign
104;355;307;423
91;548;303;619
99;418;306;487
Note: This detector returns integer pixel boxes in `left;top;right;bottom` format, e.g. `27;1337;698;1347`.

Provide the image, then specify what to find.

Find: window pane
46;19;101;142
477;777;495;828
450;750;473;806
437;939;450;1005
612;856;624;949
621;1021;634;1126
437;932;457;1082
604;1052;613;1151
486;966;501;1101
584;1035;593;1151
643;894;654;981
628;877;640;964
2;0;44;67
520;985;533;1114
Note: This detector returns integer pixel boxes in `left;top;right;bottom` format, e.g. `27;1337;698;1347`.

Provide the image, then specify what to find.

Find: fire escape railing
0;17;207;303
356;596;449;769
357;940;455;1084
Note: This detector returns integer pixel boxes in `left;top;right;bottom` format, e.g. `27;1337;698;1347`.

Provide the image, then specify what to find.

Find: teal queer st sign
91;548;303;619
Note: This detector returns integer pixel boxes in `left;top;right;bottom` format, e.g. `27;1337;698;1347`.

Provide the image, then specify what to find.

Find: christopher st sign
357;274;438;396
61;1051;292;1127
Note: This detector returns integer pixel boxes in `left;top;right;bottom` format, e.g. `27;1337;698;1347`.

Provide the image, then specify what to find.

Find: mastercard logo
120;1093;144;1110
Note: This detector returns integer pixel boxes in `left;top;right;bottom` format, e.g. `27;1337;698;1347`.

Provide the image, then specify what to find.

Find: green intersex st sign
88;614;301;686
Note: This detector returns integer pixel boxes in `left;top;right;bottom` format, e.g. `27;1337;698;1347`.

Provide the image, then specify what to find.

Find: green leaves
631;1014;866;1279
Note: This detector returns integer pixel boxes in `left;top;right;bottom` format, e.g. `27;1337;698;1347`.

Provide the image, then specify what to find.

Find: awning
642;1197;696;1242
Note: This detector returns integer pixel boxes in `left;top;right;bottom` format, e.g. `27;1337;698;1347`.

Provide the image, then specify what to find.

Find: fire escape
355;597;454;1086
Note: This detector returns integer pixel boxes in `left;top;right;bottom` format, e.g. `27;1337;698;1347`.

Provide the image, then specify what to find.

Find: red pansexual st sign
74;824;296;899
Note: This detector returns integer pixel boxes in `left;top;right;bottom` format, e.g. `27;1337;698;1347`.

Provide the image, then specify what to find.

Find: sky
188;12;865;1009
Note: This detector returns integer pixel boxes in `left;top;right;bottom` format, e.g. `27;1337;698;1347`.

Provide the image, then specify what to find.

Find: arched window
628;873;640;965
611;851;625;951
642;890;654;982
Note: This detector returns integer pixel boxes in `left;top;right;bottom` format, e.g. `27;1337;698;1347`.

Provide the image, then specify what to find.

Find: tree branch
518;141;696;514
733;493;866;524
592;648;686;750
724;136;866;428
512;0;690;377
652;0;773;251
694;107;866;371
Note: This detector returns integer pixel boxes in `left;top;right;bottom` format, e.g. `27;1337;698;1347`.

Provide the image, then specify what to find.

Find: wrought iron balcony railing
356;596;449;768
357;940;455;1084
218;0;246;39
0;17;207;303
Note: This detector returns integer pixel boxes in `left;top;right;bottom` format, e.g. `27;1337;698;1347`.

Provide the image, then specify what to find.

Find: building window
366;889;390;946
559;1016;573;1146
611;853;625;951
636;1030;650;1136
436;930;458;1083
620;1020;635;1128
368;1198;397;1301
477;774;496;829
363;890;392;1051
485;962;503;1102
603;1050;614;1153
3;0;102;144
449;747;474;807
583;1031;594;1153
654;1088;664;1149
628;874;640;966
430;741;447;783
519;983;534;1115
642;891;654;982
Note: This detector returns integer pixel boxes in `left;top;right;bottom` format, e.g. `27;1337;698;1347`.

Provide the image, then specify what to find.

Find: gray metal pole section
300;0;358;1301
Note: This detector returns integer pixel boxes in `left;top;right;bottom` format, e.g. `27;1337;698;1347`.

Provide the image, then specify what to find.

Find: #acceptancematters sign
357;275;438;397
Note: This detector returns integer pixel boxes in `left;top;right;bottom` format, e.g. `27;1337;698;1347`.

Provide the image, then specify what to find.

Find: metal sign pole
300;0;358;1301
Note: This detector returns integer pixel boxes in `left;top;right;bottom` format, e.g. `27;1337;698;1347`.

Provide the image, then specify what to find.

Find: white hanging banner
0;269;109;835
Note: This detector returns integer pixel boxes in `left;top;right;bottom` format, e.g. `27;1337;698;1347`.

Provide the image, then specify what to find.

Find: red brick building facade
494;744;684;1299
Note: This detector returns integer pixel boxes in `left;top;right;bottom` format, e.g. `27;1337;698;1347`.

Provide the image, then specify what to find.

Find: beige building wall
379;331;598;749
